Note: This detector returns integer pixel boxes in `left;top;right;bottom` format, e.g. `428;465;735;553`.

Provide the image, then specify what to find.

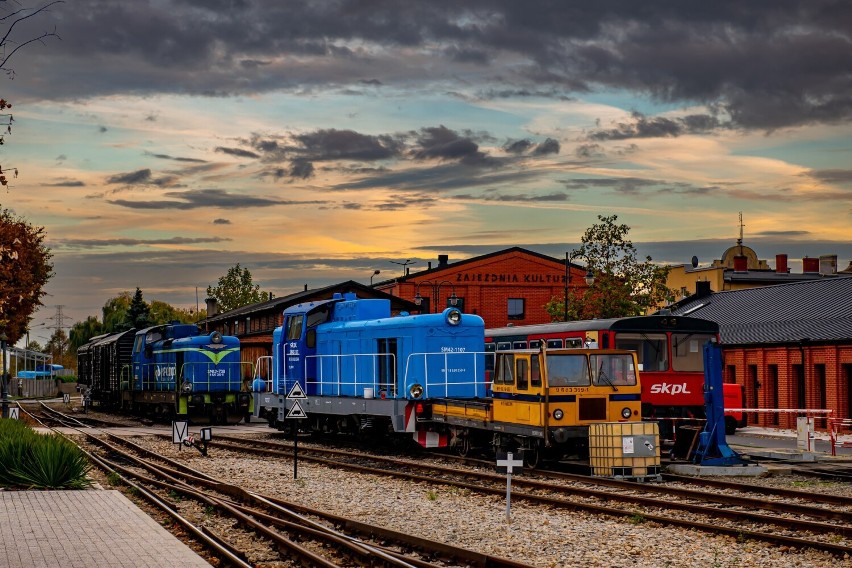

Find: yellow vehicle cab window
516;359;528;390
546;354;590;387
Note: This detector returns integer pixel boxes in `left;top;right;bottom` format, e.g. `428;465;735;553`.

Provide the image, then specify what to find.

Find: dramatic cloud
587;112;723;141
107;188;322;210
17;2;852;130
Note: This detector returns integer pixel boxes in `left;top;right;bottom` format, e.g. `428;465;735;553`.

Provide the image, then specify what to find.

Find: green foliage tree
101;292;131;333
545;215;675;321
0;208;53;343
44;327;74;369
125;287;151;330
206;263;271;313
149;300;203;325
69;316;103;352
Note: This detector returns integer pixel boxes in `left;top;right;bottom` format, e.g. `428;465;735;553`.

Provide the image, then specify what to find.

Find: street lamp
414;280;459;313
1;332;8;418
389;259;416;277
370;269;381;286
564;252;595;322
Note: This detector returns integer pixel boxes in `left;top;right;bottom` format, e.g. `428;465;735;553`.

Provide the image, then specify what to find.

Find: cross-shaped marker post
496;451;524;522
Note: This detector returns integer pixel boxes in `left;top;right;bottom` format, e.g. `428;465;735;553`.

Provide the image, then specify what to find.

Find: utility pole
46;305;73;366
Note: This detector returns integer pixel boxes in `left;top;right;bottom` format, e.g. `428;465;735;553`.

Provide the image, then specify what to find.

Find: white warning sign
286;400;307;419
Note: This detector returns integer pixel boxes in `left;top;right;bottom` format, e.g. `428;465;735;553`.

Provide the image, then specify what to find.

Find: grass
0;419;92;489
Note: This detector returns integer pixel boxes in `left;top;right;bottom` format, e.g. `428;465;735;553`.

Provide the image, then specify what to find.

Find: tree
150;300;203;325
0;208;53;342
206;263;271;313
125;287;151;330
101;292;132;333
69;316;103;352
44;327;73;369
545;215;675;321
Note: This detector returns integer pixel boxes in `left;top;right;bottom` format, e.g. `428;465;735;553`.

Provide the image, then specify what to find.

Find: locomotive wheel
523;447;540;469
455;435;471;457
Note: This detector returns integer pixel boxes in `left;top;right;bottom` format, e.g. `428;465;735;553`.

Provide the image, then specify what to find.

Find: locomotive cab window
546;354;590;387
286;315;304;341
495;353;515;385
672;333;715;372
590;354;637;386
516;359;529;390
546;339;563;349
530;355;542;387
513;341;528;349
614;333;667;372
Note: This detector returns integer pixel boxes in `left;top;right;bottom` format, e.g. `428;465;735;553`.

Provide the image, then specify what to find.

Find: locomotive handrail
403;350;491;399
304;352;397;397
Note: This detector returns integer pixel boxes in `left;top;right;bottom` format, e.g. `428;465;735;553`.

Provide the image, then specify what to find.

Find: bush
0;419;92;489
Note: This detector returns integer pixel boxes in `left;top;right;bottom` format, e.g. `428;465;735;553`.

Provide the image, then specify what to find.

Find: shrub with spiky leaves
0;419;92;489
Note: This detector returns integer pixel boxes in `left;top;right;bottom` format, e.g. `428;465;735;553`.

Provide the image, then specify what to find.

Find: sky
3;1;852;345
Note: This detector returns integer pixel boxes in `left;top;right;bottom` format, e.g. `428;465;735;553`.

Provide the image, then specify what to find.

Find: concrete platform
0;489;211;567
666;463;768;477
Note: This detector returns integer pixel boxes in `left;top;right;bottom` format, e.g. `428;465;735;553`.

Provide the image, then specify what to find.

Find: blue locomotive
77;323;252;423
253;293;487;442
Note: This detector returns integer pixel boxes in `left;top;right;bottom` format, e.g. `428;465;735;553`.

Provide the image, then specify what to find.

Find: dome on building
712;243;769;270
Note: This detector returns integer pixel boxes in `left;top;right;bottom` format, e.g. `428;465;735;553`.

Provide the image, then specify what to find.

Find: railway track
201;433;852;557
26;403;533;568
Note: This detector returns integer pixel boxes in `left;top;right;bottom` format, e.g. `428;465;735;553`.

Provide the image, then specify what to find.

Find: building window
508;298;525;320
449;296;464;312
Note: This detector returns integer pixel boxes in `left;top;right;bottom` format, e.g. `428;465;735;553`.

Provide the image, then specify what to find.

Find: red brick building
669;277;852;430
375;247;591;328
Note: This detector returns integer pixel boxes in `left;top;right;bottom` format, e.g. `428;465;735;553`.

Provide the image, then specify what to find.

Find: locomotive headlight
553;409;564;420
445;308;462;326
181;381;193;394
211;331;223;344
621;407;632;419
409;383;424;399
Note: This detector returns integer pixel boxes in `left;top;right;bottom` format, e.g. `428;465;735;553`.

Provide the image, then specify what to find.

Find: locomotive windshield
671;333;715;372
546;354;590;387
613;333;667;371
590;353;637;386
286;315;303;340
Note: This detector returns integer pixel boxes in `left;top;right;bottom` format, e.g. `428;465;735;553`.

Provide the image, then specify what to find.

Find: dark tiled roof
667;276;852;345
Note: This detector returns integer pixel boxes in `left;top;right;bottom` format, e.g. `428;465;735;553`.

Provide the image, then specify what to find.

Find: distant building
375;247;591;328
667;277;852;430
666;240;851;303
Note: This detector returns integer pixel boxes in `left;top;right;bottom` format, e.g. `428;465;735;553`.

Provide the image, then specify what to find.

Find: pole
564;252;570;322
293;423;299;479
1;336;8;419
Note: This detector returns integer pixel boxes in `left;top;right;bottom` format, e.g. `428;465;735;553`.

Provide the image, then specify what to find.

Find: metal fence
13;378;59;398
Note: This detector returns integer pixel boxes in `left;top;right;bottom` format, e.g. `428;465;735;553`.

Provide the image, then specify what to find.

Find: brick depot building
375;247;590;328
669;276;852;429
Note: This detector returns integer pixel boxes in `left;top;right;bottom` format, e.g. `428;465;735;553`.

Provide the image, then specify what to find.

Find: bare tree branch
0;1;63;73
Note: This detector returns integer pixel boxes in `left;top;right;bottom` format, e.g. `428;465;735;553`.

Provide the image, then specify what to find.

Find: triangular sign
286;382;307;399
286;400;307;419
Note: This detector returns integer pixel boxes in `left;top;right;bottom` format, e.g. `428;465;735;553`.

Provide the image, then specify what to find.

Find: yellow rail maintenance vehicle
429;346;643;467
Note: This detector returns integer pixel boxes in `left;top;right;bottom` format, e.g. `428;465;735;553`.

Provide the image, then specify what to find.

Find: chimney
775;254;788;274
819;254;837;275
438;254;449;267
205;297;218;317
696;281;712;297
803;257;820;273
733;255;747;272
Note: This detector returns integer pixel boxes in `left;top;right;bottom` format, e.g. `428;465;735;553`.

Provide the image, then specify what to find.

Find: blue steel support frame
692;341;748;466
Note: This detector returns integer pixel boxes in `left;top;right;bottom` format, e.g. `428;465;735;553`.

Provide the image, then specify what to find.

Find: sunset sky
4;1;852;345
